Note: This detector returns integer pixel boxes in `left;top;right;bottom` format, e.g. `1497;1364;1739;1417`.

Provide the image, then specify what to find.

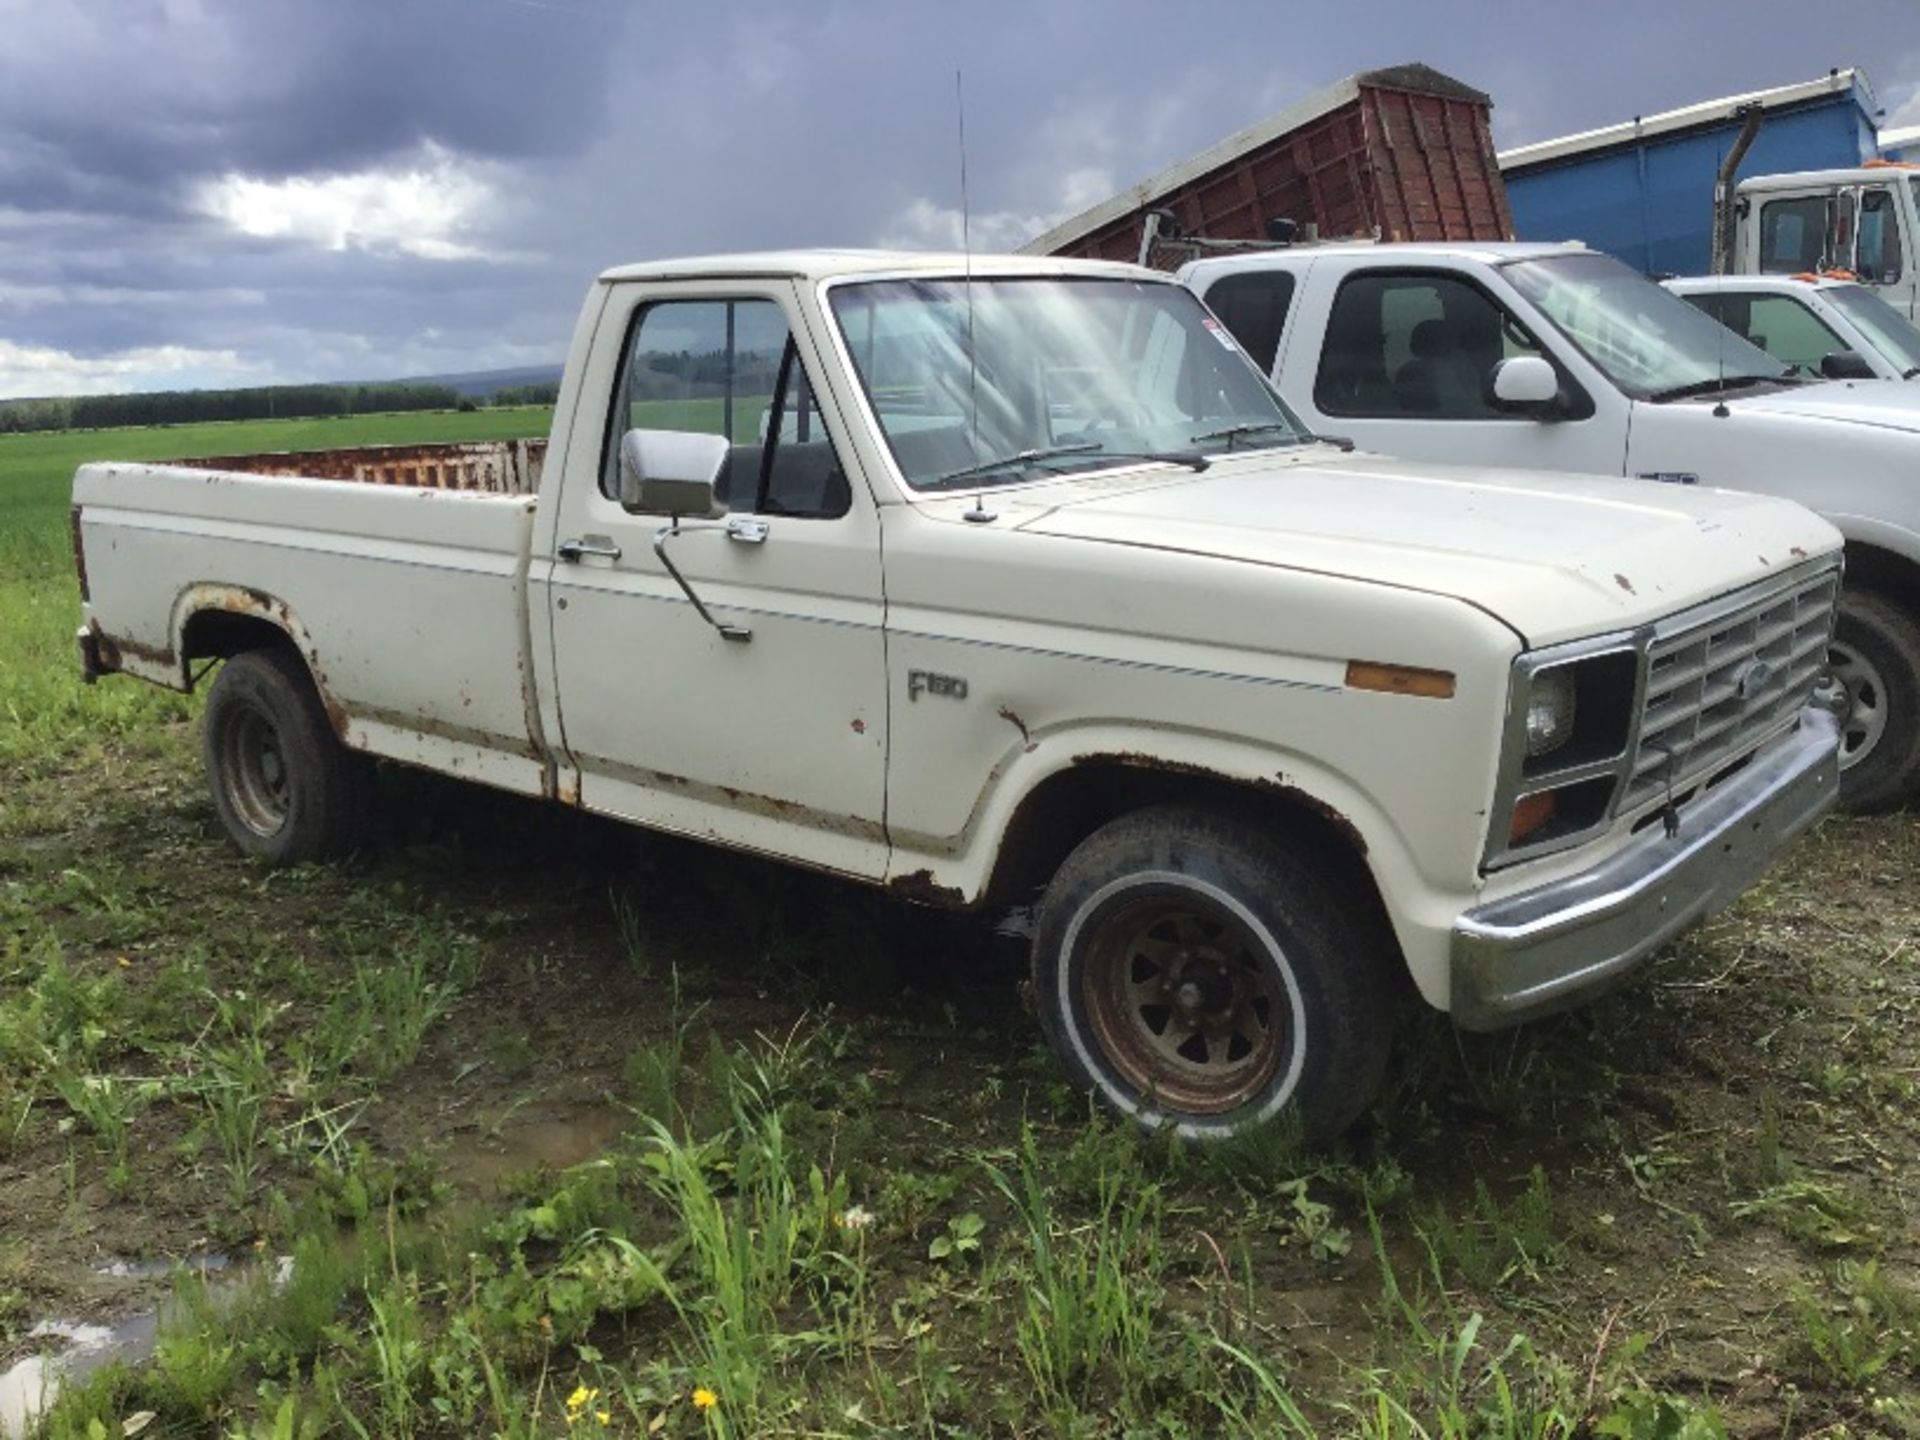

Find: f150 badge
907;669;968;702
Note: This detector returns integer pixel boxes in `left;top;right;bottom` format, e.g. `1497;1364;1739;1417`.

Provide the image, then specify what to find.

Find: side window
1738;295;1846;375
1858;189;1905;285
1314;272;1545;419
1758;196;1832;273
601;297;850;519
1203;271;1296;375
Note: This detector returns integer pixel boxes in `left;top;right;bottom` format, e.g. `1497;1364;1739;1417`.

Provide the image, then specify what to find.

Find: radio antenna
957;68;981;462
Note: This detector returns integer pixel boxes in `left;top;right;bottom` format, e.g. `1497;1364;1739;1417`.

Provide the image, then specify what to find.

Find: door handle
557;536;622;562
726;516;770;545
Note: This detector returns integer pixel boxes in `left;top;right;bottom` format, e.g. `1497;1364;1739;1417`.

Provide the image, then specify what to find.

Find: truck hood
1725;378;1920;432
962;450;1839;647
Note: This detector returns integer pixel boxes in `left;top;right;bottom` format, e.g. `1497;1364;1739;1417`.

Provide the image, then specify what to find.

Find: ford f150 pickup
1184;241;1920;811
74;250;1846;1140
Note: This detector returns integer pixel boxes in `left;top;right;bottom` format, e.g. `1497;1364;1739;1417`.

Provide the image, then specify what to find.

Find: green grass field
2;410;1919;1437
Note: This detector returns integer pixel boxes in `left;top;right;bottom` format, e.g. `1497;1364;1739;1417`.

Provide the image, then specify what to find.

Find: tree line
0;380;561;434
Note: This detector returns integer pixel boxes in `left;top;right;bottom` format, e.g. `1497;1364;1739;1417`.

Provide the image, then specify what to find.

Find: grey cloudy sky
2;0;1917;397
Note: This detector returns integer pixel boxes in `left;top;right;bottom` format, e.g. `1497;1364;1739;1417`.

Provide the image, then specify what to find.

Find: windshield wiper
1645;373;1785;403
925;443;1206;489
1903;365;1920;380
1190;421;1304;451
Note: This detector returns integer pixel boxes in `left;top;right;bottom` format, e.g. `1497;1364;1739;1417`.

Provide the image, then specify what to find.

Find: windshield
828;276;1307;490
1823;283;1920;376
1504;252;1788;400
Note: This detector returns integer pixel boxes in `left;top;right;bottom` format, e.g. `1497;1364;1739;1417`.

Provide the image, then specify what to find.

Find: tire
203;648;370;864
1031;804;1394;1142
1830;589;1920;813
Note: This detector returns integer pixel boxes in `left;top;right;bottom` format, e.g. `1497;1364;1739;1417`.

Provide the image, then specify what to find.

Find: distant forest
0;379;563;434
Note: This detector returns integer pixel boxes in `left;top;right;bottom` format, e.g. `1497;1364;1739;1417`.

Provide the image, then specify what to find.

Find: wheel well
180;611;300;675
1845;542;1920;613
984;760;1393;938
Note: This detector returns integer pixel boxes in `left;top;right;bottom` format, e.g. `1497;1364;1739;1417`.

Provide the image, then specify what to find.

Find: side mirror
1489;355;1560;414
1819;349;1876;381
617;429;729;517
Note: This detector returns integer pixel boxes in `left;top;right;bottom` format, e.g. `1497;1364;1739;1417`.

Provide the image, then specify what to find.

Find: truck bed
179;439;547;494
74;445;550;797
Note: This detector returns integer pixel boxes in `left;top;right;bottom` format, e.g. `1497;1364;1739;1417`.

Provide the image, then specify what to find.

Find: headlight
1525;669;1578;758
1487;642;1641;869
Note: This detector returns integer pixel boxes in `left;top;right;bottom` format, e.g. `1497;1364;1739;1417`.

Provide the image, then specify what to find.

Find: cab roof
596;249;1163;285
1180;240;1590;279
1663;273;1861;294
1737;166;1920;193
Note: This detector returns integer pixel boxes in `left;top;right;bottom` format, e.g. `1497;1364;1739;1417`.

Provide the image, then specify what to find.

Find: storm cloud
1;0;1916;396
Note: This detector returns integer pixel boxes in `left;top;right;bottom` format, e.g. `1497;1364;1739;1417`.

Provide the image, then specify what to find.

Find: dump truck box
1023;63;1513;270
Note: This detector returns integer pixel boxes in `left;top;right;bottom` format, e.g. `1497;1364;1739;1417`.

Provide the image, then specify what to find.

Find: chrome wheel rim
1829;637;1889;770
1080;891;1290;1116
219;706;290;837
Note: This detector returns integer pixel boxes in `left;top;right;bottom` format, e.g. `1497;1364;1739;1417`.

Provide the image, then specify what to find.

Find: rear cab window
1202;270;1297;376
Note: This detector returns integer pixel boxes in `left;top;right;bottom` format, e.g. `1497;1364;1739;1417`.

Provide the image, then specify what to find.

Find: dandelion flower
837;1205;875;1232
693;1386;718;1411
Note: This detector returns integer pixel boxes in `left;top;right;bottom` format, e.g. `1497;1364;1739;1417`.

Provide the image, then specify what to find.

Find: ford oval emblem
1736;659;1775;702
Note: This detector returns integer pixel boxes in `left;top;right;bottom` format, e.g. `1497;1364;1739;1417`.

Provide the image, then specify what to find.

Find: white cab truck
1735;167;1919;321
1663;273;1920;383
1183;241;1920;810
74;250;1845;1140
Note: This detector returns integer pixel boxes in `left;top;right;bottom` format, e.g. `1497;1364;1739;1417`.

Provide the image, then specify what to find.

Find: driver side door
543;281;891;879
1282;265;1626;476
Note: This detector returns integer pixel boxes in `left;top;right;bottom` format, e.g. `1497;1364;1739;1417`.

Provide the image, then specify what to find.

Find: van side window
600;298;850;519
1204;271;1296;375
1858;189;1905;286
1314;272;1546;419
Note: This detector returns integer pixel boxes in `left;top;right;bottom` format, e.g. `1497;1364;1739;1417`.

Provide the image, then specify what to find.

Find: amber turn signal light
1345;661;1456;700
1509;791;1557;845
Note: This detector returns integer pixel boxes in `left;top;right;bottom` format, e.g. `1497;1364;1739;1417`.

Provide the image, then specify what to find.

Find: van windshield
1823;283;1920;378
828;276;1307;491
1504;252;1790;401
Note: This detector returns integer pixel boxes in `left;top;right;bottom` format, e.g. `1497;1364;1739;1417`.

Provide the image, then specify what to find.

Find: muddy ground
3;704;1919;1436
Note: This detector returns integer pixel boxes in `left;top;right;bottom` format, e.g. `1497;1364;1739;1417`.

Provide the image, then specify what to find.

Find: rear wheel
1831;589;1920;813
1031;804;1394;1142
204;648;370;863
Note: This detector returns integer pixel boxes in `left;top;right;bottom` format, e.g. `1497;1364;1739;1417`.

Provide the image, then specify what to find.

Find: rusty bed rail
177;439;548;495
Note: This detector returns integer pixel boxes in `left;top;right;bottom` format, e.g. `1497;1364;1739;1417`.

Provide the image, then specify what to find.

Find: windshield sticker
1201;317;1240;351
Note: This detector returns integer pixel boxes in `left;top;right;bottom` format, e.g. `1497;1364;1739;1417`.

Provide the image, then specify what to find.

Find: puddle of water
1;1319;142;1440
443;1103;629;1191
0;1256;263;1440
96;1254;230;1281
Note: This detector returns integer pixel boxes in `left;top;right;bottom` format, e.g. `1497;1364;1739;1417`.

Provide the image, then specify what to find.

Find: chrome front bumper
1450;706;1840;1031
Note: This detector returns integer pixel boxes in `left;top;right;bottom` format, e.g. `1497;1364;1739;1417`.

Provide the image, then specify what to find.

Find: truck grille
1622;566;1839;813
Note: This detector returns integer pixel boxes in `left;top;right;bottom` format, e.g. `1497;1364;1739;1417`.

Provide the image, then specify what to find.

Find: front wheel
1830;589;1920;813
1030;805;1394;1142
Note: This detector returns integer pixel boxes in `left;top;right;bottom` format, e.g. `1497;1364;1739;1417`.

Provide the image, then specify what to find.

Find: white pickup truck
1183;241;1920;810
1663;273;1920;383
75;250;1845;1140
